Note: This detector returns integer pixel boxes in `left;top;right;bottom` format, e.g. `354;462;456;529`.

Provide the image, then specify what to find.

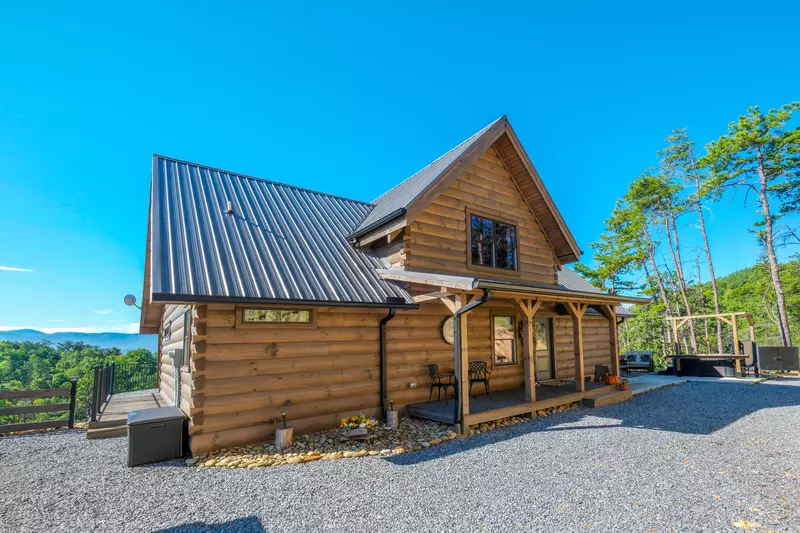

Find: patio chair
427;364;455;404
468;361;491;398
594;365;610;382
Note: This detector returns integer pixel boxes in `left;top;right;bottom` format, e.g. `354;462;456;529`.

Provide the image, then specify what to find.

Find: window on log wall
470;214;518;271
243;308;313;324
493;315;517;365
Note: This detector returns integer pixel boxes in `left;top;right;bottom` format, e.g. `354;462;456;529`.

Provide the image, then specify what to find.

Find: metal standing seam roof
350;117;505;237
149;156;415;307
556;267;635;317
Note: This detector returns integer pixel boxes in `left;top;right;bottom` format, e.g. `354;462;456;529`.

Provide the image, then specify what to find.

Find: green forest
577;102;800;365
0;342;156;424
619;259;800;368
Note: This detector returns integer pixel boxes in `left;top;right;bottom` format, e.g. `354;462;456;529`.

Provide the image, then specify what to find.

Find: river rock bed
190;403;581;469
189;417;455;469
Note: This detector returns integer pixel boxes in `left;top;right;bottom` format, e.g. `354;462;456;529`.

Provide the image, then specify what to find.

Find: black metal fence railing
113;362;158;394
90;364;114;422
90;362;157;422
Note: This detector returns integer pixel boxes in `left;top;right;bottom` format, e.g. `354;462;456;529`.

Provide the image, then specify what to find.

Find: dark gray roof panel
150;156;414;307
557;267;602;294
351;117;504;237
557;267;634;317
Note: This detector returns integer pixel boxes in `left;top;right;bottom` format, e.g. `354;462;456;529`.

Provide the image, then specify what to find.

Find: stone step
582;389;632;408
86;425;127;439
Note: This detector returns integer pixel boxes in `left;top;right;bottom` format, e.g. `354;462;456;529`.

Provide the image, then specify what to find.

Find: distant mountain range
0;329;157;352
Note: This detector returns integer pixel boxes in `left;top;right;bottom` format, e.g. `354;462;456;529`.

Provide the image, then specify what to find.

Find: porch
87;389;163;439
407;382;616;425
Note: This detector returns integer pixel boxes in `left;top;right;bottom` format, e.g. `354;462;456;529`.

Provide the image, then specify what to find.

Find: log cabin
138;116;648;454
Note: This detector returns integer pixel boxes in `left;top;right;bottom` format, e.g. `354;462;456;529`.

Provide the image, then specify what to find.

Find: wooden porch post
597;305;620;378
566;302;588;392
443;293;472;435
516;298;542;403
458;296;470;425
746;314;756;342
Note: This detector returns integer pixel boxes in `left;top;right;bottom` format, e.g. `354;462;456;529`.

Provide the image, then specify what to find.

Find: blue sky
0;1;798;333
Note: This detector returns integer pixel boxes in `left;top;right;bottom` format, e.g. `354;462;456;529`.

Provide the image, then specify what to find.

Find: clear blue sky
1;1;798;333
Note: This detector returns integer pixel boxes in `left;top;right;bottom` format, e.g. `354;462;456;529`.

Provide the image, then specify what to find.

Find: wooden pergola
666;311;756;374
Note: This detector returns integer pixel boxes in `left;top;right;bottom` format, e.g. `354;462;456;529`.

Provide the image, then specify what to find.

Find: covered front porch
380;268;648;433
406;381;616;425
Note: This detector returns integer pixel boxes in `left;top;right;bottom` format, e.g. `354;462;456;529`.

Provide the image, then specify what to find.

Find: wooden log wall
158;303;192;415
188;304;386;454
554;315;614;379
404;146;558;285
183;300;616;453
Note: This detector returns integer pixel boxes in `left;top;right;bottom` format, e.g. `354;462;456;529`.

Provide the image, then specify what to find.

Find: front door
535;318;553;381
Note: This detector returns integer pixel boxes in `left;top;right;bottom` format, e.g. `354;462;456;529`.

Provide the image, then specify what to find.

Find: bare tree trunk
663;213;698;352
642;226;674;348
695;256;711;353
666;272;690;354
693;175;724;352
757;162;792;346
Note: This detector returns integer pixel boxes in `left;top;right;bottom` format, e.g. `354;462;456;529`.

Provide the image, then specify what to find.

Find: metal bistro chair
468;361;491;398
428;364;455;404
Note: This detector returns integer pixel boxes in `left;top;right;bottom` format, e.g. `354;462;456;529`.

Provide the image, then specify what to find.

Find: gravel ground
2;378;799;533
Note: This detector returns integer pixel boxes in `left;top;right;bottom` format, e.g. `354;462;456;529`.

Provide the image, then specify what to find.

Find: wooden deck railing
0;378;78;434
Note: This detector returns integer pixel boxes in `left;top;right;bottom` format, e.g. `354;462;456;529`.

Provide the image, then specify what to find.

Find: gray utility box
758;346;800;371
127;406;186;467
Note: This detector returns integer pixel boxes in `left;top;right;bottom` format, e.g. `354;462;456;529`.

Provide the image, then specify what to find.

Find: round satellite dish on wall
123;294;138;307
441;316;454;345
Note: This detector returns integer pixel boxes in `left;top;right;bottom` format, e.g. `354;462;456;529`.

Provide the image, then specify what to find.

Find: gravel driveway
2;378;799;533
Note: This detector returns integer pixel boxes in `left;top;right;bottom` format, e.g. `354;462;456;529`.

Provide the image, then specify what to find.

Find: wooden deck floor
406;382;614;426
91;389;164;428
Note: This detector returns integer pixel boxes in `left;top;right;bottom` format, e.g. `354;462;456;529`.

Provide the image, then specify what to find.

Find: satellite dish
124;294;140;309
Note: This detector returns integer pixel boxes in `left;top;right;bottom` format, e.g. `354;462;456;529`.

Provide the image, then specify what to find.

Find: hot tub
671;355;748;378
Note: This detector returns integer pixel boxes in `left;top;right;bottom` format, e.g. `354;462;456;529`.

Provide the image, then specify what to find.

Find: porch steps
86;424;127;439
582;388;632;408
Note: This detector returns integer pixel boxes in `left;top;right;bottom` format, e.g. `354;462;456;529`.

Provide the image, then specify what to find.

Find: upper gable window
470;214;517;271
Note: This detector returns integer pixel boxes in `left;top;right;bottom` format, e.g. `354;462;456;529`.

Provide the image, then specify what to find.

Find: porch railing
90;362;157;422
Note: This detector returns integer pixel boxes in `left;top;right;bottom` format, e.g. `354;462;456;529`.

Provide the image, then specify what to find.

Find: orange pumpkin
618;382;628;391
605;375;619;385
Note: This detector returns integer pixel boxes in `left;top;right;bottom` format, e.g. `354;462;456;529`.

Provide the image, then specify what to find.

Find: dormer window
470;214;518;271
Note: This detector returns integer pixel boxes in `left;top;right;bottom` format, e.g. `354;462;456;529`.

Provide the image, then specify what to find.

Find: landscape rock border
188;402;582;469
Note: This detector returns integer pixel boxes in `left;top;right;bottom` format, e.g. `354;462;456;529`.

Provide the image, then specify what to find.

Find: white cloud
94;309;114;315
0;266;33;272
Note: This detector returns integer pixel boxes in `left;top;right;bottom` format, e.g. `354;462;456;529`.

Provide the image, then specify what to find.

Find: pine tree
700;103;800;346
626;169;698;352
659;128;725;352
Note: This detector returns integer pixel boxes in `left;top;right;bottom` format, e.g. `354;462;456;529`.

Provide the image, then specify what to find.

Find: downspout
380;308;396;417
453;289;490;429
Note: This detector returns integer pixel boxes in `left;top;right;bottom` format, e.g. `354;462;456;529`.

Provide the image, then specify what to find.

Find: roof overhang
475;278;651;305
376;268;650;306
150;292;419;310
